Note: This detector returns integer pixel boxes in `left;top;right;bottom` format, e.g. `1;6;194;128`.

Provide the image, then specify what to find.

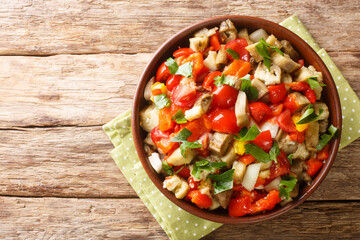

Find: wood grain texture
1;126;359;200
1;0;359;238
0;196;359;240
0;0;358;55
0;52;358;128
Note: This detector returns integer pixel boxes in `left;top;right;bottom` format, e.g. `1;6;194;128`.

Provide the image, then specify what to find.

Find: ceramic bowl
132;15;342;224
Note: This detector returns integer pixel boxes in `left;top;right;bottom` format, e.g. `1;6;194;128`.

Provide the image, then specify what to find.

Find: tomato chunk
173;165;191;178
187;190;212;209
317;144;330;160
249;102;273;123
166;75;182;91
252;130;273;152
268;84;287;104
228;196;252;217
283;93;300;113
210;31;221;51
269;151;291;179
239;154;256;165
250;190;281;213
173;48;195;58
156;61;171;82
171;78;197;108
188;177;199;190
269;103;283;116
208;108;241;134
225;38;249;62
306;158;323;177
211;85;238;108
202;71;222;91
277;109;297;133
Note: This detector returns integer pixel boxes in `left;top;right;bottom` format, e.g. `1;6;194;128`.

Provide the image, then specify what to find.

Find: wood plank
0;52;358;128
0;196;359;239
0;0;358;55
0;126;359;200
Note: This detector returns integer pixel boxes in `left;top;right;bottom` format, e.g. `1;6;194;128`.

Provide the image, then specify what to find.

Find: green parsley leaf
180;140;202;160
170;128;192;142
316;125;338;151
165;58;193;77
165;58;178;75
171;128;202;158
176;61;193;78
208;169;235;195
269;141;280;163
172;109;187;124
307;76;326;90
296;104;324;124
225;48;240;60
234;125;260;141
153;93;171;110
279;175;298;200
191;159;227;180
288;154;293;165
255;40;272;71
260;38;284;56
240;74;259;100
255;38;284;71
162;161;173;176
244;143;272;163
213;73;235;87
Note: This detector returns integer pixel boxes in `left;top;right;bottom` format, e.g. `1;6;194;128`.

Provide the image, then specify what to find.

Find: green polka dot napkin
103;15;359;239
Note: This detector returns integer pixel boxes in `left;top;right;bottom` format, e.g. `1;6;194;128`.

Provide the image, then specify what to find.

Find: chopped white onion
264;177;281;192
241;163;261;191
148;152;162;174
260;119;279;139
249;29;269;43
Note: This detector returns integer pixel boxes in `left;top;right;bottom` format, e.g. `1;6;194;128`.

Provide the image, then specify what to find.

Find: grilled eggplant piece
235;90;250;127
209;132;233;155
271;52;301;73
280;40;299;61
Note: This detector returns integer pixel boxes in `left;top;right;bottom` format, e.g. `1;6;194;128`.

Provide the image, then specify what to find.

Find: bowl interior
132;16;342;224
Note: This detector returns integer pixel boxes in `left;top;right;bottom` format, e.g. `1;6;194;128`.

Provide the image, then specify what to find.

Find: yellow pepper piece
151;82;167;95
233;140;249;155
292;114;309;132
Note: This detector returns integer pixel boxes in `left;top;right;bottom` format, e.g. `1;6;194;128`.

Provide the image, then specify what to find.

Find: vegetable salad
140;19;338;217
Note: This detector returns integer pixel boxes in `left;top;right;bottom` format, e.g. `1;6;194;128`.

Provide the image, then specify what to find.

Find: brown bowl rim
131;15;342;224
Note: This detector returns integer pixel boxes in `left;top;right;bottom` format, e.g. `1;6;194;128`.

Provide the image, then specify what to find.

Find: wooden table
1;1;359;239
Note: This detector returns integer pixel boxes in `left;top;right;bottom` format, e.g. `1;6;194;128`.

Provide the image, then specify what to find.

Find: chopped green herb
154;93;171;109
162;161;173;176
296;104;323;124
180;140;202;159
176;61;193;78
234;125;260;141
279;175;298;200
213;73;235;87
307;76;326;90
288;154;293;165
208;169;235;195
225;48;240;60
269;141;280;163
165;58;178;74
240;74;259;100
172;109;187;124
244;143;272;163
165;58;193;77
171;128;202;158
171;128;192;142
191;159;227;180
255;38;284;71
316;125;338;151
